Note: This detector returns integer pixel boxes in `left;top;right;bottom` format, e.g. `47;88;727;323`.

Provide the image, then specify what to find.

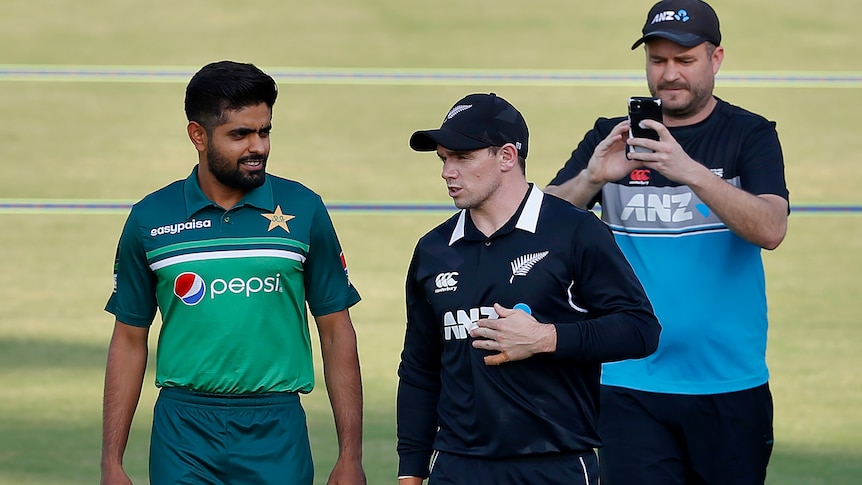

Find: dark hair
488;146;526;173
184;60;278;133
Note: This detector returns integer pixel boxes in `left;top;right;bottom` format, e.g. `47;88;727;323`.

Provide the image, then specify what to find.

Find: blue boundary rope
0;201;858;214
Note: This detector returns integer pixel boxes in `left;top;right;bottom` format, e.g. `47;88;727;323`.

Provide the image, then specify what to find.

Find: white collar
449;184;543;246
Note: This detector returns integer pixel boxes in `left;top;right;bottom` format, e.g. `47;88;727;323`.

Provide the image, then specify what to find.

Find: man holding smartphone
545;1;789;484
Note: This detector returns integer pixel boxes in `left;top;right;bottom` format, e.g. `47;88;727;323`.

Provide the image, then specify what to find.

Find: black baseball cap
409;93;529;159
631;0;721;50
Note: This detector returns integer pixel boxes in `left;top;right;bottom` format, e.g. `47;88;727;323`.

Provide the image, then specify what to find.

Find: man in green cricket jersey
100;60;365;485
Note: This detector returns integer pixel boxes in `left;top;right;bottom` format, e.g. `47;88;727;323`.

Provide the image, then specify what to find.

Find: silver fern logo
445;104;472;120
509;251;549;283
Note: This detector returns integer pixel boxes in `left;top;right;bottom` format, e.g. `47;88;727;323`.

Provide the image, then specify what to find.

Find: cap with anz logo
631;0;721;49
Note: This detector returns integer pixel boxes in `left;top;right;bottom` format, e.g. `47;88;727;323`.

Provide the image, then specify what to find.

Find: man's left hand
627;119;711;186
470;303;557;365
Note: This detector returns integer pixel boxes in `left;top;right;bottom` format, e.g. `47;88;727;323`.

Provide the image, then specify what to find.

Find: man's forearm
317;312;364;460
323;341;364;459
101;323;148;472
545;171;604;210
688;169;788;249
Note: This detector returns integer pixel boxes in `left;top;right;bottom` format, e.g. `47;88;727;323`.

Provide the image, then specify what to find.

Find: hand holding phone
627;96;663;157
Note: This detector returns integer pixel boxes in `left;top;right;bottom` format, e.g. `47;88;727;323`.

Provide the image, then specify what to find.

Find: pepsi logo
174;272;206;305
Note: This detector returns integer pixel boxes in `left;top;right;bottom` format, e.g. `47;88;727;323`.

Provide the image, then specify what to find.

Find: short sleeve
105;209;158;327
303;199;361;316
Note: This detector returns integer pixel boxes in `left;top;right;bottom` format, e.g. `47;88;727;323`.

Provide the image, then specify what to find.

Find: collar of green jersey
183;165;275;218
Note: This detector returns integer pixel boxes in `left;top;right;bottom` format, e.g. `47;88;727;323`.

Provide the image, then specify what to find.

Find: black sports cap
631;0;721;50
409;93;529;159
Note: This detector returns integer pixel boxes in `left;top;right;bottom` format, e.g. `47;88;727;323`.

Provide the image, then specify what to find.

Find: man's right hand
546;120;642;209
584;119;642;186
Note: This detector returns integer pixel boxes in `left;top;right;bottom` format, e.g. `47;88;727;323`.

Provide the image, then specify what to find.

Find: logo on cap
445;104;472;121
174;272;206;305
633;0;721;49
652;9;690;24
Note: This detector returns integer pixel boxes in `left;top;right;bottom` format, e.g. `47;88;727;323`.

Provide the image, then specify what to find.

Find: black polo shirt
397;184;660;477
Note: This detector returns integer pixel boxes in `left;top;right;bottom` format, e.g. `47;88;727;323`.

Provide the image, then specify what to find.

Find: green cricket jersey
106;167;360;394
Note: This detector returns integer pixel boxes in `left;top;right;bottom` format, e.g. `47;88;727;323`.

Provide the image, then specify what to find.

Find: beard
649;77;715;120
205;140;267;190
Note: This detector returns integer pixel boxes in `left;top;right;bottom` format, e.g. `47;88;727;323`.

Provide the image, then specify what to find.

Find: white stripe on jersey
150;249;305;271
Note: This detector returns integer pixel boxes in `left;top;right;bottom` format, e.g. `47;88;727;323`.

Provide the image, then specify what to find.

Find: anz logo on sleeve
442;307;498;341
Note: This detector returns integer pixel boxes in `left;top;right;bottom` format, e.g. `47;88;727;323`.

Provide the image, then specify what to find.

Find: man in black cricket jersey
395;92;661;485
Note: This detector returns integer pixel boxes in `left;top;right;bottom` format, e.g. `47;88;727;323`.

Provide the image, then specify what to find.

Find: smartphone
627;96;663;156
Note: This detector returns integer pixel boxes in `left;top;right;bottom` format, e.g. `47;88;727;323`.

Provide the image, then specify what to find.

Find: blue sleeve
553;214;661;361
396;249;442;478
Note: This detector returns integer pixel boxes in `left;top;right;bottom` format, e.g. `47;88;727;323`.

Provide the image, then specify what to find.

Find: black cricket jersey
396;184;661;477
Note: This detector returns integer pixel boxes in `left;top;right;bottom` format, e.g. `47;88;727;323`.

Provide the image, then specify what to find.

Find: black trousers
599;383;774;485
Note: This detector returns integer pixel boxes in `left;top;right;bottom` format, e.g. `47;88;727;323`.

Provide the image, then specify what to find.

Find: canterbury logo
510;251;549;283
435;272;459;293
630;169;650;181
445;104;472;120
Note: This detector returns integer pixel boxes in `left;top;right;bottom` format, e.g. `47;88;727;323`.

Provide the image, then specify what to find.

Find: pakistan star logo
261;205;295;233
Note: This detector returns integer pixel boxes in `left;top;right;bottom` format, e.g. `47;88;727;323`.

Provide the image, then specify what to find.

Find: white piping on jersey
579;455;590;484
567;281;589;313
429;450;440;474
448;184;544;246
150;249;305;271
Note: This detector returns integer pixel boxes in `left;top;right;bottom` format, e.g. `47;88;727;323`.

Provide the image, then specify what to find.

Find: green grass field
1;1;860;483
